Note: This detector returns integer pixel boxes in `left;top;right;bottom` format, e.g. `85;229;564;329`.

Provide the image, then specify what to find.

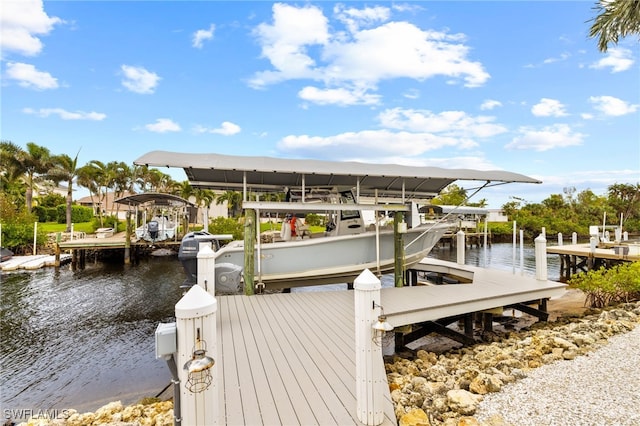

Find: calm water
1;257;184;413
0;243;560;413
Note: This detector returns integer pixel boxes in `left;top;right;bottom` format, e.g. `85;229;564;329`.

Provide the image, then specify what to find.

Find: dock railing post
456;230;465;265
175;285;218;426
354;269;385;426
33;221;38;255
534;234;547;281
197;244;216;297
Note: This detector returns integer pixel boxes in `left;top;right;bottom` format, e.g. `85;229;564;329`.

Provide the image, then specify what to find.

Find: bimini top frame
134;151;541;202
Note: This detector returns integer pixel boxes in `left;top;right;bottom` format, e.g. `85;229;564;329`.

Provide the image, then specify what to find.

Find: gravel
474;324;640;426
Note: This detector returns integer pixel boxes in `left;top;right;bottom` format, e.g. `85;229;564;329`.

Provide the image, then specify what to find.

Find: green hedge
56;204;94;223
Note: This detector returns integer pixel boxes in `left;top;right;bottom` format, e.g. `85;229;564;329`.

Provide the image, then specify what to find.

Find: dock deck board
215;259;566;425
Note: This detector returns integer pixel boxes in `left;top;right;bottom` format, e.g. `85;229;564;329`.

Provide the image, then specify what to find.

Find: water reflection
1;257;184;412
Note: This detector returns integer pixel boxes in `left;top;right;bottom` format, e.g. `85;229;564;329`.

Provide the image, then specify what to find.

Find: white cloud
542;52;570;64
192;24;215;49
144;118;181;133
480;99;502;111
589;47;634;73
531;98;568;117
378;108;507;139
298;86;380;106
333;4;390;33
250;3;489;104
22;107;106;120
212;121;241;135
194;121;241;135
121;65;160;94
276;107;512;159
250;3;329;86
0;0;63;57
278;129;469;159
403;88;420;99
5;62;58;89
506;124;585;151
589;95;639;116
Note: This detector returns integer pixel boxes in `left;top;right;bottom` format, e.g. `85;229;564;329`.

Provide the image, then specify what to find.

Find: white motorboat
214;221;450;289
136;216;176;242
179;187;451;291
136;150;542;292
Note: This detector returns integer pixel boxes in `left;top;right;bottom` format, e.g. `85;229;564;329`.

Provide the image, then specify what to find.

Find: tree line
0;141;246;231
1;141;638;247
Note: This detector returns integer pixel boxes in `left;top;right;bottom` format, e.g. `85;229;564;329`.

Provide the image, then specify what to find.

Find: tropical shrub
208;216;243;241
569;262;640;308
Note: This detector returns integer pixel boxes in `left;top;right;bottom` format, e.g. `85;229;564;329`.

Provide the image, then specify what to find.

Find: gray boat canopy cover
115;192;195;207
134;150;540;198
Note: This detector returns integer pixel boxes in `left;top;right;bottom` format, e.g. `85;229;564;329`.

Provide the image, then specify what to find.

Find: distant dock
57;231;180;269
546;242;639;281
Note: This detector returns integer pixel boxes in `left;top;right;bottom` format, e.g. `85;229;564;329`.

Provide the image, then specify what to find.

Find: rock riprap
15;400;174;426
388;302;640;426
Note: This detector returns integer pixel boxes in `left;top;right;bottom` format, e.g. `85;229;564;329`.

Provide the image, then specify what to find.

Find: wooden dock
546;243;639;281
57;232;181;269
213;258;566;425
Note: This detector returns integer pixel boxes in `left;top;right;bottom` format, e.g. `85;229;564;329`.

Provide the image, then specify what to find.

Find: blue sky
2;0;639;208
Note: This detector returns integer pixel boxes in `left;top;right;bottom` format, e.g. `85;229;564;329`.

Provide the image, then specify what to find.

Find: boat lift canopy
134;151;541;200
114;192;195;207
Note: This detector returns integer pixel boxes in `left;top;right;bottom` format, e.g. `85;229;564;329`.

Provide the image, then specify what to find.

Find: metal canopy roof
114;192;195;207
134;150;540;198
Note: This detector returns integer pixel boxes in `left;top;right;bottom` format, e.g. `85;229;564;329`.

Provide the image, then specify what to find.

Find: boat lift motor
148;220;159;240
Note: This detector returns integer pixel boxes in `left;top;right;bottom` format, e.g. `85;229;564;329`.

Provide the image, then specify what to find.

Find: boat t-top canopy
115;192;195;207
134;151;540;199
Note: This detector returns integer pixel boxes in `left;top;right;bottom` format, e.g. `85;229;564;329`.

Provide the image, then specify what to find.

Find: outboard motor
214;263;243;294
178;231;243;294
178;231;219;285
148;220;159;240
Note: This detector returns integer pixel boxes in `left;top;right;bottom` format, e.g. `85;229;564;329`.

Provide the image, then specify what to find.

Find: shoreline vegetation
10;291;640;426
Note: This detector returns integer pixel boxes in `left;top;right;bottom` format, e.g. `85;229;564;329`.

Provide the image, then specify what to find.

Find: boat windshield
339;190;361;220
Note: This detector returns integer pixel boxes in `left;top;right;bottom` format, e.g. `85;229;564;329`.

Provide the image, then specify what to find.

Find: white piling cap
175;284;217;318
354;269;381;290
197;244;216;259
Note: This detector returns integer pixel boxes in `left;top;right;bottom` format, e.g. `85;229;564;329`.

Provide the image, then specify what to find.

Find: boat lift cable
405;180;491;251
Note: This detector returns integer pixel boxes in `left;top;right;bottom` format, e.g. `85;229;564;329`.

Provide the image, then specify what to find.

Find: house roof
114;192;195;207
134;150;541;198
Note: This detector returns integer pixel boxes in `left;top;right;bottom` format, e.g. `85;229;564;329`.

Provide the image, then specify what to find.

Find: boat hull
213;223;450;289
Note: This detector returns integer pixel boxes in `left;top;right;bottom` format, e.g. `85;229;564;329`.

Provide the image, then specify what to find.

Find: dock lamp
183;328;215;393
371;301;393;345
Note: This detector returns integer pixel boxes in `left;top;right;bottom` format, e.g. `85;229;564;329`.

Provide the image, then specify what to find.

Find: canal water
1;243;561;413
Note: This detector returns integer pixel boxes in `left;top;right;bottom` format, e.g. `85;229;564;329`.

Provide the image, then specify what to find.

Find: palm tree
589;0;640;52
108;161;132;220
216;190;243;217
79;160;112;226
1;142;53;213
193;188;216;226
175;180;195;200
0;141;27;208
48;151;80;232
